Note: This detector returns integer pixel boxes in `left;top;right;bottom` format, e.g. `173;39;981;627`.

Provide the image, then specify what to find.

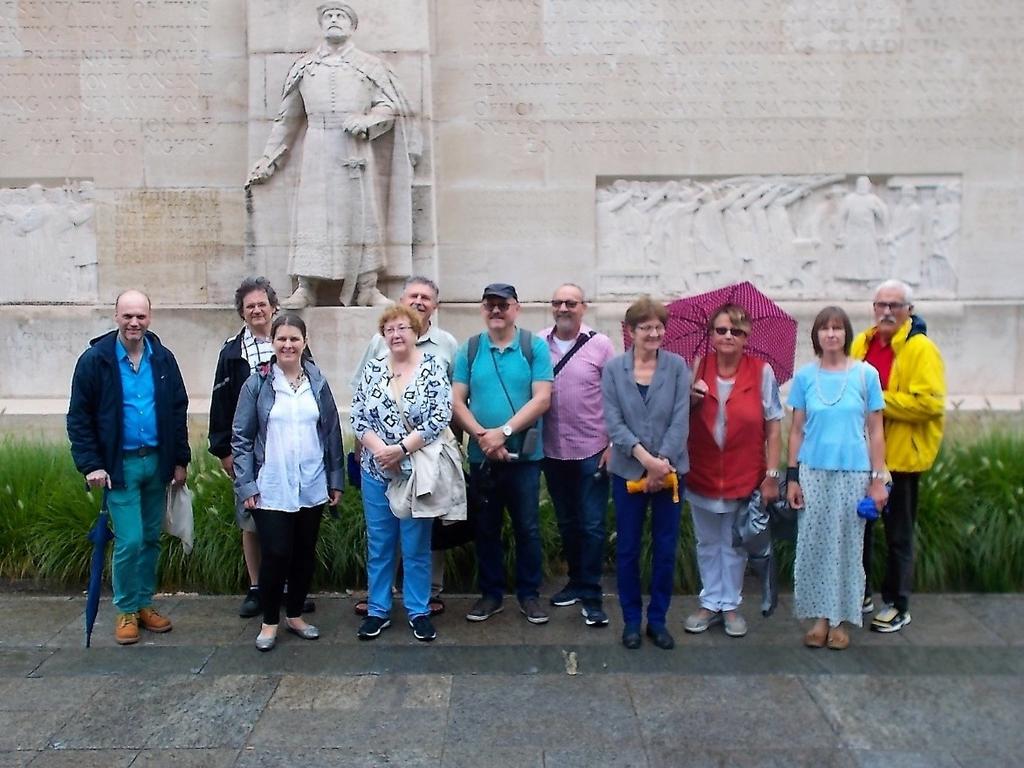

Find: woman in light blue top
350;305;453;643
786;306;888;651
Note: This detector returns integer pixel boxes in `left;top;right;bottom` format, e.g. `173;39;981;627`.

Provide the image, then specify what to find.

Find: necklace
286;369;306;392
814;360;851;406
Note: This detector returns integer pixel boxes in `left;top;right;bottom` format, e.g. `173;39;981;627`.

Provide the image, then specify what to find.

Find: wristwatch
501;423;513;438
765;469;781;479
870;470;884;481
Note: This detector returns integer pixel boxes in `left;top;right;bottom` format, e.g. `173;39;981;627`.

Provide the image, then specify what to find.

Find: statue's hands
247;157;276;186
342;115;371;137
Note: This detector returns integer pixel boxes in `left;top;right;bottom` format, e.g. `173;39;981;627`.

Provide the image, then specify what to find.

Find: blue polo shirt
116;337;158;451
453;329;553;463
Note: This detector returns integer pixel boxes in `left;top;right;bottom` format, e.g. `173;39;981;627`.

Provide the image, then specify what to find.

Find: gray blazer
231;361;345;506
601;349;691;480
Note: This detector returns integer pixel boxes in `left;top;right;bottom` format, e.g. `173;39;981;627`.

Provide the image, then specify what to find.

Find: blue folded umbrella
85;488;113;648
346;451;361;490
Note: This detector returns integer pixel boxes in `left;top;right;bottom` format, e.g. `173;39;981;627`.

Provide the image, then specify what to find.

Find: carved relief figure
594;175;959;300
925;183;959;294
835;176;889;282
0;182;98;303
247;3;420;308
693;184;743;288
888;185;923;285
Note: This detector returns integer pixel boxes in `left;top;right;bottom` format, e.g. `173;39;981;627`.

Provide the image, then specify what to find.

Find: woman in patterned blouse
350;305;453;643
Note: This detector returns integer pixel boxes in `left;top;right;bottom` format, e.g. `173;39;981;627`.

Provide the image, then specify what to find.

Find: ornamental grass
0;428;1021;594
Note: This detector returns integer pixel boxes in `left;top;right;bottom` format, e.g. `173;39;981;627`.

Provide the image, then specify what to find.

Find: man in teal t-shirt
452;283;553;625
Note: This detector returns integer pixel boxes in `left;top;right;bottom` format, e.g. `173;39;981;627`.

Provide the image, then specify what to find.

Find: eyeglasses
636;323;664;335
383;325;414;336
713;327;748;338
873;301;908;311
483;301;511;312
550;299;581;309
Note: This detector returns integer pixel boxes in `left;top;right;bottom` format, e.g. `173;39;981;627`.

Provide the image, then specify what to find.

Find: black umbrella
85;488;113;648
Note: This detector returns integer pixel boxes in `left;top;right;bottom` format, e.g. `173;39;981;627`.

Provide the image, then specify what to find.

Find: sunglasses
873;301;908;311
483;301;511;312
550;299;581;309
713;327;748;338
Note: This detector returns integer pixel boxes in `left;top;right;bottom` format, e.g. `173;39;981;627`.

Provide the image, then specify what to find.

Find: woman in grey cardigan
232;314;344;652
602;297;690;651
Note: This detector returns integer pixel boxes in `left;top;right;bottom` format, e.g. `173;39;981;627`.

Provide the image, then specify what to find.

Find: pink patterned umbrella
624;282;798;384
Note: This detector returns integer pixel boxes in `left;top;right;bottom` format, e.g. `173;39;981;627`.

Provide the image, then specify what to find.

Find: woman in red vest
683;304;783;638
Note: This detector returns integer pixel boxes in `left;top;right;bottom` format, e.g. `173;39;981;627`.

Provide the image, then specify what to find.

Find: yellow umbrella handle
625;473;680;503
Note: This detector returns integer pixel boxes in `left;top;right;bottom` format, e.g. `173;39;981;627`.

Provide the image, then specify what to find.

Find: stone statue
835;176;889;282
247;2;420;308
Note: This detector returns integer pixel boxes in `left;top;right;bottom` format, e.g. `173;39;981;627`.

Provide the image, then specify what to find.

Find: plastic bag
164;484;194;555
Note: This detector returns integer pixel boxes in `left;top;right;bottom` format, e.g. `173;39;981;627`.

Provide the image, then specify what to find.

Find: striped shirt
540;324;615;461
240;327;274;374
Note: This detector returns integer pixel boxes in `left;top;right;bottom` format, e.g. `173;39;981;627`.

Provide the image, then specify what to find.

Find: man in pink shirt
541;283;616;627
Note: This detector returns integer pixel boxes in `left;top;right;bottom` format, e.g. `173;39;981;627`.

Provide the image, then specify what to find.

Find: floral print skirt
794;466;868;627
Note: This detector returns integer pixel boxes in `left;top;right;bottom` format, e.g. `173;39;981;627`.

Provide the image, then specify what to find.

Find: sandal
428;596;445;616
353;599;369;617
826;625;850;650
804;621;828;648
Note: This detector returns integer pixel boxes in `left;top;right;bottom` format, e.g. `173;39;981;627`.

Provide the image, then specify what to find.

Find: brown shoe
803;621;828;648
115;612;139;645
138;606;173;633
827;625;850;650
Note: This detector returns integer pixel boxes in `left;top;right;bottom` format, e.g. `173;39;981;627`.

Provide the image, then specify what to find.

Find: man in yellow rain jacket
852;279;945;633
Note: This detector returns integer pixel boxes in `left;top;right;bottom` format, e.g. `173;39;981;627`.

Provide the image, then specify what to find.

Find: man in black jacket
67;290;190;645
208;276;279;618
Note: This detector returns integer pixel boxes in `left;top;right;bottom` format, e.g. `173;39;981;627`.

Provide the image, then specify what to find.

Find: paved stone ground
0;591;1021;767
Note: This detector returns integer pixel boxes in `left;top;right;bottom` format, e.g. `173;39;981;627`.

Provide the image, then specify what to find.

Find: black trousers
252;505;323;625
863;472;919;613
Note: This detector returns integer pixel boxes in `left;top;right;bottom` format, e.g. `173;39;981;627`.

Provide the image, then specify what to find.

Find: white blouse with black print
350;352;453;483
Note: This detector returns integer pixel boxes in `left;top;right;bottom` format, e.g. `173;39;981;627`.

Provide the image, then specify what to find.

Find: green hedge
1;431;1022;594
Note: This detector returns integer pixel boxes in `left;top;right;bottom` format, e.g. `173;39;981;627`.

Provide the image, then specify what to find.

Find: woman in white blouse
350;305;453;643
232;314;344;652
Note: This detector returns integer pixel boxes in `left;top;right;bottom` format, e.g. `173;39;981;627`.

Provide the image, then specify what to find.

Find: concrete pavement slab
49;674;276;750
131;748;241;767
805;675;1024;759
21;750;137;767
949;594;1024;646
442;746;544;768
235;747;443;767
847;751;963;767
247;706;447;750
629;675;839;752
31;646;215;677
0;598;80;648
647;748;858;768
0;710;76;751
0;753;33;767
447;675;643;748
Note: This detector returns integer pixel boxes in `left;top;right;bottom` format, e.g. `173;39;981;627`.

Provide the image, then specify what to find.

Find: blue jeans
543;453;609;604
361;472;432;619
107;453;165;613
612;474;683;628
471;461;542;602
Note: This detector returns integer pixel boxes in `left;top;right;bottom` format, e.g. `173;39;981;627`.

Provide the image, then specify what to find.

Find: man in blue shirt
452;283;553;624
68;290;190;645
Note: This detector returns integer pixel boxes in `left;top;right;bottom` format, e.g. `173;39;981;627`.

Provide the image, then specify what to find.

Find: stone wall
1;0;1023;425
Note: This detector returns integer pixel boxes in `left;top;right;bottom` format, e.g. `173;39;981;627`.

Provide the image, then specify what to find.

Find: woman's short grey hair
234;276;280;319
874;279;913;306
